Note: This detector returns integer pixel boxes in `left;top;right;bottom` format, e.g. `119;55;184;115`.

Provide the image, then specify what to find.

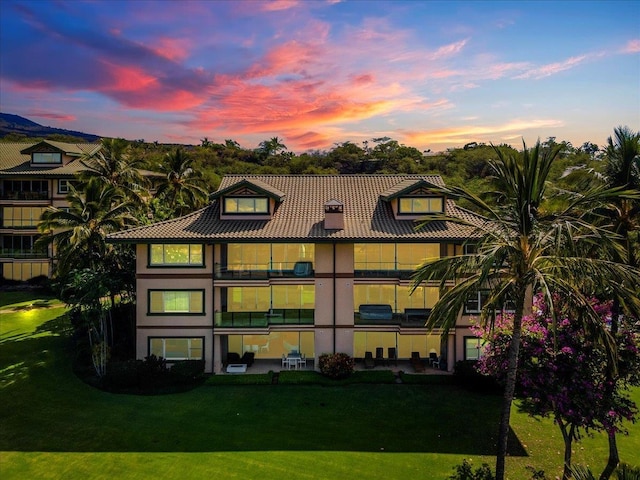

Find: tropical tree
475;295;639;480
411;140;640;480
153;147;209;218
80;137;149;206
36;178;137;277
597;126;640;479
257;136;287;159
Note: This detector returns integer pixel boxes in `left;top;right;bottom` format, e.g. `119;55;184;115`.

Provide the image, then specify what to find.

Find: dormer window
224;197;269;214
32;152;62;164
398;196;443;214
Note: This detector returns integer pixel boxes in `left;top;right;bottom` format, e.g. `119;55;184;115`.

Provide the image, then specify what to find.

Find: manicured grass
1;291;638;479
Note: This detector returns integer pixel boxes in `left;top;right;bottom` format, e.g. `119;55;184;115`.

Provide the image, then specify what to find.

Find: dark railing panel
0;249;48;259
215;309;314;327
215;262;314;279
0;191;49;201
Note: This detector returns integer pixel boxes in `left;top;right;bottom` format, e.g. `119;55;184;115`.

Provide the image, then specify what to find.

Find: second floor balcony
215;261;314;280
0;191;50;201
0;248;48;259
215;308;315;327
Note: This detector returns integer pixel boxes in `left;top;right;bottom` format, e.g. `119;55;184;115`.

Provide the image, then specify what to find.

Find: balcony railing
215;309;314;327
0;191;50;201
0;248;48;259
354;262;419;279
215;261;314;280
354;308;434;327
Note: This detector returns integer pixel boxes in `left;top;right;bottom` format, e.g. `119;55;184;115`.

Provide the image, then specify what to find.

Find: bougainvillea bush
318;353;355;379
473;294;640;480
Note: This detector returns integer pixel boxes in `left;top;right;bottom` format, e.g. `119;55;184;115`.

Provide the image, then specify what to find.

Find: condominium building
108;175;486;373
0;140;99;281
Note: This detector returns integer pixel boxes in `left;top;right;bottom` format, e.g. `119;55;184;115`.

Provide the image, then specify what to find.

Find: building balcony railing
354;262;420;279
0;191;50;201
215;309;315;327
354;307;434;327
215;261;314;280
0;249;48;259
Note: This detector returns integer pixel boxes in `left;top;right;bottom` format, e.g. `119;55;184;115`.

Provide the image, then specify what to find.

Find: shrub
453;360;501;394
449;459;495;480
104;359;142;389
318;353;354;379
170;360;205;384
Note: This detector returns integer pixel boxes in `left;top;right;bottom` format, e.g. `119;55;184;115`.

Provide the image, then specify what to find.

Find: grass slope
0;292;638;479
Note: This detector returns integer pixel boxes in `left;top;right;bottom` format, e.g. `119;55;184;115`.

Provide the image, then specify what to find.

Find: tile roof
0;141;100;177
109;175;483;243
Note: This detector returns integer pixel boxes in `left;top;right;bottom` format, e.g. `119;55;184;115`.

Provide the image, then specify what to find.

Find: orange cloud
28;112;76;122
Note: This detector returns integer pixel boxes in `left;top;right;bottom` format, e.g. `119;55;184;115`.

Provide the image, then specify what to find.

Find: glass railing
215;261;314;279
354;308;434;327
215;309;315;327
354;262;417;279
0;191;50;200
0;248;48;259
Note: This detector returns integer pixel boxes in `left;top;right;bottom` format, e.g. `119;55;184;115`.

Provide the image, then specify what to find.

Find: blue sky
1;0;638;152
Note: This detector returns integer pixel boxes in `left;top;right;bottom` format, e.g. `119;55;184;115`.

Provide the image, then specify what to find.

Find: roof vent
324;199;344;230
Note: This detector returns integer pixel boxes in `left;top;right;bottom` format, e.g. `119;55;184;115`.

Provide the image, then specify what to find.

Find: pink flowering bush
318;353;355;379
474;294;640;478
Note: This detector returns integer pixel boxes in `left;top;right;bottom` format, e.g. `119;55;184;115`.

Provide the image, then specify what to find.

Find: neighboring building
0;140;100;281
108;174;486;373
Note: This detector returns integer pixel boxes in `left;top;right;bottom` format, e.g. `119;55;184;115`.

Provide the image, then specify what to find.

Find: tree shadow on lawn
1;329;527;457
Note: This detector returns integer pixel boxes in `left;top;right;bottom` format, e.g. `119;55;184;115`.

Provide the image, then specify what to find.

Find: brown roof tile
109;175;483;243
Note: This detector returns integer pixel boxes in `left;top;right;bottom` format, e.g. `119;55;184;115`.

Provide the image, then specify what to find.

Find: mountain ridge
0;112;101;142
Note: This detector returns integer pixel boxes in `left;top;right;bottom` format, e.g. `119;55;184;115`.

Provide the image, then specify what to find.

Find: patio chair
241;351;255;367
298;353;307;368
432;356;441;369
281;354;287;368
410;352;425;373
428;352;438;367
375;347;385;366
364;351;375;369
227;352;241;365
387;347;397;366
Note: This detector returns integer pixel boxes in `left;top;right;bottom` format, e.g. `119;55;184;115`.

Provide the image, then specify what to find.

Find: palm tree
80;137;149;206
36;178;137;277
153;147;209;217
411;140;640;480
597;126;640;480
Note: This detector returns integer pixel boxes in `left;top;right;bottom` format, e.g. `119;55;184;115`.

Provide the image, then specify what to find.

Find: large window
353;332;440;359
226;285;314;311
355;284;439;313
1;235;46;258
399;197;443;214
2;207;47;228
354;243;440;271
226;243;314;271
148;290;204;314
32;152;62;164
149;337;203;361
228;331;314;359
1;180;48;200
224;197;269;214
150;244;204;266
2;262;49;281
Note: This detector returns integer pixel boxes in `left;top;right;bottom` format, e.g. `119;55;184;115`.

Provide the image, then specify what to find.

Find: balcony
215;261;314;280
354;307;433;327
215;309;315;327
0;248;48;259
0;191;50;201
354;262;417;279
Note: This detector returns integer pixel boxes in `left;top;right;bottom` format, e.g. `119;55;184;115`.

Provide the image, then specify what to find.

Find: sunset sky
1;0;638;153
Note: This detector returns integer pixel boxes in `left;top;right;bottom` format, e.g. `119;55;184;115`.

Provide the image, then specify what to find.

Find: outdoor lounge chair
387;347;397;366
375;347;385;366
364;351;375;369
428;352;438;366
227;352;241;365
410;352;425;373
241;351;255;367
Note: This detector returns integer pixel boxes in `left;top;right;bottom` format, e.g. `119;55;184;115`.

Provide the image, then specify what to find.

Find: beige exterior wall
135;244;215;372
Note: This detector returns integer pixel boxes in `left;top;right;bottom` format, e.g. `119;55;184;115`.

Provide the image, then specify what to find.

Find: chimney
324;199;344;230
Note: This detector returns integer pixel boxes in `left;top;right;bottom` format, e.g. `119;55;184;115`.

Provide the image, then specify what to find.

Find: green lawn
1;292;638;479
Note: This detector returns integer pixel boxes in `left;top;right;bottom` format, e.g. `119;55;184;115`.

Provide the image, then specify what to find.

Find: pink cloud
623;39;640;53
514;55;588;80
151;37;191;62
261;0;300;12
28;112;76;122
